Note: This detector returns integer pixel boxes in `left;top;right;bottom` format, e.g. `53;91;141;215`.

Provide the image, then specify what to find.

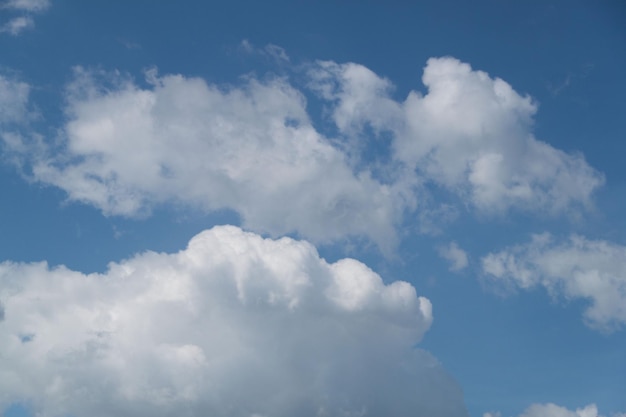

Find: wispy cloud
0;16;33;35
438;241;469;272
1;0;50;35
483;233;626;332
240;39;290;63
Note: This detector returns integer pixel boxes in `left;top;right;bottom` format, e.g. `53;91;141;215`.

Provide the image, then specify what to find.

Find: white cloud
438;241;469;272
482;233;626;332
488;403;624;417
0;16;34;35
4;57;606;250
3;0;50;12
16;67;409;252
0;225;468;417
1;0;50;35
309;57;604;215
519;403;600;417
0;74;31;123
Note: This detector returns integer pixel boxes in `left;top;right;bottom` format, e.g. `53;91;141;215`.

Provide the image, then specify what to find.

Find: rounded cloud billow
309;57;604;214
0;225;467;417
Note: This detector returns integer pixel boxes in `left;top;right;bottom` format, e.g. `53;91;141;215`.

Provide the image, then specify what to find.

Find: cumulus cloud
309;57;604;214
482;233;626;332
14;67;409;251
438;241;469;272
4;57;605;249
0;225;468;417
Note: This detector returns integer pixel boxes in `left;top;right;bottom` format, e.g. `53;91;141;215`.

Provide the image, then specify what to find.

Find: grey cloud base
0;226;468;417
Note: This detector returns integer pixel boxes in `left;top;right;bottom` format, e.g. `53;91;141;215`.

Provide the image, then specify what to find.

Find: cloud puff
309;57;604;214
482;233;626;332
438;241;469;272
18;67;408;251
0;225;469;417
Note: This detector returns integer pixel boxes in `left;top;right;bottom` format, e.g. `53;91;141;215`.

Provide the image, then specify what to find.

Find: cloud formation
486;403;625;417
518;403;613;417
309;57;604;214
0;16;34;35
0;0;49;35
0;225;468;417
438;241;469;272
17;67;408;251
3;57;604;251
0;73;31;124
482;233;626;332
3;0;50;12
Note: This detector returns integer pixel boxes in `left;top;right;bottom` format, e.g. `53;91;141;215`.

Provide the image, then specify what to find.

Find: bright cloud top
310;57;604;214
0;225;469;417
482;233;626;332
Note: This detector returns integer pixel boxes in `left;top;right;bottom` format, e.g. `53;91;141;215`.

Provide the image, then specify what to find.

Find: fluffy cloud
4;57;605;250
438;241;469;272
482;233;626;332
309;57;604;214
21;67;408;251
0;225;468;417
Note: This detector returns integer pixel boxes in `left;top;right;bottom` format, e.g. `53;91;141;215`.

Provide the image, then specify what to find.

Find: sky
0;0;625;416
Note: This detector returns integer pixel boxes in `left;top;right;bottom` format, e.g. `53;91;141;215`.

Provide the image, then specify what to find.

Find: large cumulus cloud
0;225;468;417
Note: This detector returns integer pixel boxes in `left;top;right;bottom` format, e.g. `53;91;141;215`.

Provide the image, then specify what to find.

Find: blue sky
0;1;625;416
